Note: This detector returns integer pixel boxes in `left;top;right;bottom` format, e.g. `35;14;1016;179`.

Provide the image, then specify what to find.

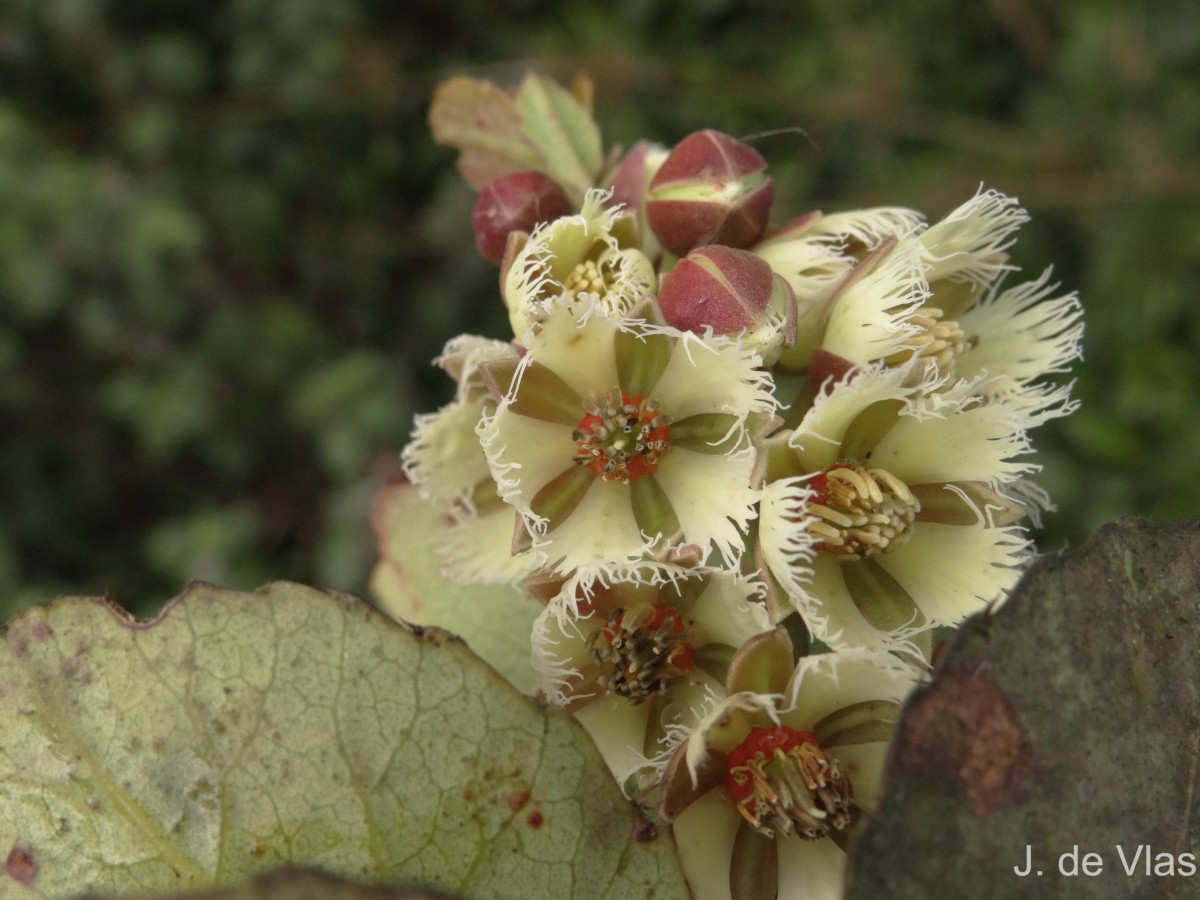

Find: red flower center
573;388;672;483
586;601;695;704
723;724;854;840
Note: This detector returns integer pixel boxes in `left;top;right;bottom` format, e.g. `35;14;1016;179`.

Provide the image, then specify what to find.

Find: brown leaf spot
5;843;37;886
31;621;53;642
506;789;531;812
897;668;1034;817
526;810;544;829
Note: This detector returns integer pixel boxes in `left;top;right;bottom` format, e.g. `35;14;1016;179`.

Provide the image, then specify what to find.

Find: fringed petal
878;519;1030;625
916;186;1028;287
822;245;930;367
957;267;1085;386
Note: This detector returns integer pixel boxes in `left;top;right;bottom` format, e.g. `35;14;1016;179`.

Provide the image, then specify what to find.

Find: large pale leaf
81;867;463;900
369;480;540;693
847;518;1200;899
0;583;689;899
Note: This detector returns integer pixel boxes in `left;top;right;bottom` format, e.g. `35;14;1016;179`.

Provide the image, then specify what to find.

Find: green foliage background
1;0;1196;620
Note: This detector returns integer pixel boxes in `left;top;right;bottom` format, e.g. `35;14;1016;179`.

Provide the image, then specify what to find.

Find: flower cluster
399;71;1083;900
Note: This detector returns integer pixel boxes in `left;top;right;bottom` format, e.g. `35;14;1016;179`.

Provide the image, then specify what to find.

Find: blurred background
1;0;1196;619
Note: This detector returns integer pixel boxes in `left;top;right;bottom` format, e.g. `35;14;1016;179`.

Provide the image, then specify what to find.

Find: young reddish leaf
428;76;544;190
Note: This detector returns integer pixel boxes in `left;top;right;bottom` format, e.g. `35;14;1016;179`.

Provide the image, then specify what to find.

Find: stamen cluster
724;725;854;840
807;465;920;559
573;388;672;483
586;601;695;703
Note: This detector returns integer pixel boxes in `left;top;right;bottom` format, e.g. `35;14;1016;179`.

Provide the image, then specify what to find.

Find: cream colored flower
479;298;775;575
757;362;1033;654
502;188;656;341
778;190;1081;423
531;563;770;790
753;207;924;368
955;267;1084;410
658;631;919;900
401;334;530;582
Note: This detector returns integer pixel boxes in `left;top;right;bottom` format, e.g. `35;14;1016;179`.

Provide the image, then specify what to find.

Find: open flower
756;362;1032;653
530;562;770;790
768;190;1081;429
401;334;530;582
502;188;656;341
954;267;1084;417
752;207;923;369
657;629;918;900
479;299;775;575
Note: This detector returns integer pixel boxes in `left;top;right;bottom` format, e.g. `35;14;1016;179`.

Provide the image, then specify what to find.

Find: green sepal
614;328;675;397
812;699;902;749
929;275;985;319
670;412;742;454
506;361;583;425
693;643;736;684
466;477;509;517
529;465;594;531
729;820;779;900
725;626;794;696
631;474;682;545
839;398;904;464
477;356;521;404
841;557;925;633
912;481;1027;527
658;740;725;822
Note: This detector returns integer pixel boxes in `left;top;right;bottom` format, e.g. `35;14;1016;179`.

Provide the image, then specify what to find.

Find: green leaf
514;73;603;205
0;582;691;899
427;77;545;191
369;482;538;692
80;867;465;900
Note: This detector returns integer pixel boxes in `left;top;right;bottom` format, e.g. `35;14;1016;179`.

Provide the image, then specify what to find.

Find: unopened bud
472;171;572;265
659;245;796;362
606;141;669;256
647;130;774;257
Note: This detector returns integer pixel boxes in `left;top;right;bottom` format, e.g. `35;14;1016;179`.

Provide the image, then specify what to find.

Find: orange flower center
573;388;672;483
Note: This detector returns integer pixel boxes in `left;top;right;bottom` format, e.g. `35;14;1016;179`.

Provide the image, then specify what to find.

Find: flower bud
472;171;572;265
646;129;774;257
658;245;796;363
605;140;669;258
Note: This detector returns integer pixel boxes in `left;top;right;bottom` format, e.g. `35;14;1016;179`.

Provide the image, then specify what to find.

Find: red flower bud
606;141;662;215
659;246;796;350
647;130;774;257
472;172;572;265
